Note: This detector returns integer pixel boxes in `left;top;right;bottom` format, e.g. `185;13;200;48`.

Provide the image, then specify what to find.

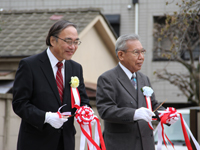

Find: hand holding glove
134;107;155;122
44;112;68;129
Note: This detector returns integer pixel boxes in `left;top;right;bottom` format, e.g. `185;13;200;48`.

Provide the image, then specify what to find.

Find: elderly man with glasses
12;20;90;150
96;33;178;150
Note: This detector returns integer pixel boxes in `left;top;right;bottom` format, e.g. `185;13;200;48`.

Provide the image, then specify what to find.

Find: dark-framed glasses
122;49;146;57
54;36;81;46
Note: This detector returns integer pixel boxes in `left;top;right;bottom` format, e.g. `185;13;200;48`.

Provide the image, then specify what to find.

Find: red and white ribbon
181;116;200;150
157;107;176;150
71;87;81;108
156;107;200;150
142;86;154;130
145;96;154;130
75;106;106;150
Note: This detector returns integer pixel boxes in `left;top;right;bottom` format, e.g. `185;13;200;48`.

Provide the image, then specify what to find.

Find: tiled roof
0;8;104;57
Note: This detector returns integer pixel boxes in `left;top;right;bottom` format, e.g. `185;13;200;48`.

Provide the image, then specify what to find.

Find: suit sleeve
96;75;135;124
12;59;46;130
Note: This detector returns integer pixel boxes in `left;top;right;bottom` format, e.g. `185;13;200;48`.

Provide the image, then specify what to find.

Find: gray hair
115;33;140;57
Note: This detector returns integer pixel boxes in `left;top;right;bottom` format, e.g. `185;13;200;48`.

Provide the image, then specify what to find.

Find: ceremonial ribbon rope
159;108;176;149
70;86;106;150
156;107;200;150
145;96;154;130
75;105;106;150
142;86;154;130
56;105;106;150
179;113;192;150
71;87;81;108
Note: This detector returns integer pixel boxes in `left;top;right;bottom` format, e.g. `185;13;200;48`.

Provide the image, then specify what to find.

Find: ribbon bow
75;105;106;150
156;107;200;150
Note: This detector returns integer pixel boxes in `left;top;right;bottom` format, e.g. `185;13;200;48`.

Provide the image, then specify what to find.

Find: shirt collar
119;62;136;80
47;47;65;68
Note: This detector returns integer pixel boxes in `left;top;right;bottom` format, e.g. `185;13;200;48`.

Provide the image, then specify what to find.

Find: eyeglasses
54;36;81;46
122;49;146;57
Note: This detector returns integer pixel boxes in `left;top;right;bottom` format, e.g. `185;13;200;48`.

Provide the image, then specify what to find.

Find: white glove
44;112;68;129
166;113;179;125
134;107;155;122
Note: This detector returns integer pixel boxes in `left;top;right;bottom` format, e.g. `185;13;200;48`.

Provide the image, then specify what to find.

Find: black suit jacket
12;50;89;150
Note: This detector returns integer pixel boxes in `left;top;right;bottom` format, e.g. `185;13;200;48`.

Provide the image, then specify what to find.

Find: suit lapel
39;50;61;105
63;60;72;105
116;65;137;102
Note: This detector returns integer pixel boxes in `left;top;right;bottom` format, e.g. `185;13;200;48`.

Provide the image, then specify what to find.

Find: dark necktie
56;62;64;103
131;73;137;90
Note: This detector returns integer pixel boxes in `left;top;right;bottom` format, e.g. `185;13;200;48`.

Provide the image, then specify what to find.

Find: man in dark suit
12;20;90;150
96;34;178;150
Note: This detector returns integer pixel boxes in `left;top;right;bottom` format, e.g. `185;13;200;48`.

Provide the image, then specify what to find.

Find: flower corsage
141;86;153;97
70;76;80;88
70;76;81;108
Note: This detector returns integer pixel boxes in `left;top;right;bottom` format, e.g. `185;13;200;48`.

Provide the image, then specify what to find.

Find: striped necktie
131;73;137;90
56;62;64;103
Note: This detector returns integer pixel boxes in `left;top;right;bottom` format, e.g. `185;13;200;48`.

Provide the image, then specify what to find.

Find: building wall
0;0;188;103
72;24;117;83
138;0;189;103
0;94;20;150
0;97;5;150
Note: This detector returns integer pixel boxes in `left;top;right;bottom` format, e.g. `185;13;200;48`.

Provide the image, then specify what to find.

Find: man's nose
138;52;145;59
69;44;76;50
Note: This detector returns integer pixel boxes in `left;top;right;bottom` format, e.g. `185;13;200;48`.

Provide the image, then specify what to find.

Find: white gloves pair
134;107;155;122
44;112;68;129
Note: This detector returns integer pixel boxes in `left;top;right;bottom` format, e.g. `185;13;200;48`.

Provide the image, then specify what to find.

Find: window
105;14;120;37
153;16;170;61
153;16;200;61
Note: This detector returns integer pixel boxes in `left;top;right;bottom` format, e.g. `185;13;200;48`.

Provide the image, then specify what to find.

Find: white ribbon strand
72;87;80;106
183;118;200;150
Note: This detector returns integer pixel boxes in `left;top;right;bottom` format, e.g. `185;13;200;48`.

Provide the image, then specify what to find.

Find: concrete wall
0;94;20;150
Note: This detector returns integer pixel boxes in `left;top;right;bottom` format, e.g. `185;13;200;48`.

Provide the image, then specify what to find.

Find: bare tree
153;0;200;105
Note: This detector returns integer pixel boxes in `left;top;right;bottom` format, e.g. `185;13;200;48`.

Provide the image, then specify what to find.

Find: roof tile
0;8;102;57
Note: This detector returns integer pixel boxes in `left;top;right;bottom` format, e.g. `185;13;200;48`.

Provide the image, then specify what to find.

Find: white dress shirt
119;62;136;80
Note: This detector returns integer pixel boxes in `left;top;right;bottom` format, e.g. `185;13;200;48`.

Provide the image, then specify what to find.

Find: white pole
135;3;139;34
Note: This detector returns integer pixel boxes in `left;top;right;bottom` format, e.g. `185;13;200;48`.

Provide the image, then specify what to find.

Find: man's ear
117;51;124;61
50;36;56;47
